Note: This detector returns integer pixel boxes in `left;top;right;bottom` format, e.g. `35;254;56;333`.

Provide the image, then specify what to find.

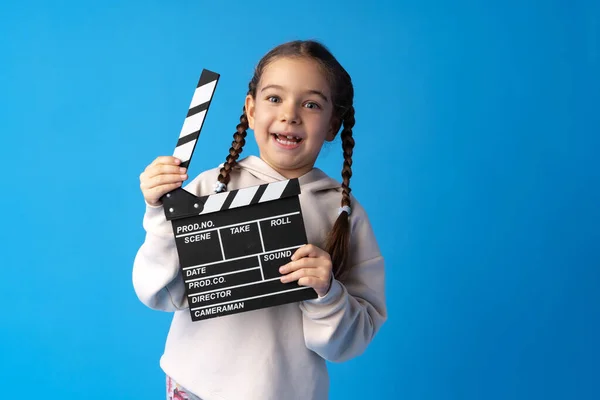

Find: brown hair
217;40;355;279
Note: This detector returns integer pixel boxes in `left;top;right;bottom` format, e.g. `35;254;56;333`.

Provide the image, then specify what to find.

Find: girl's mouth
272;133;303;146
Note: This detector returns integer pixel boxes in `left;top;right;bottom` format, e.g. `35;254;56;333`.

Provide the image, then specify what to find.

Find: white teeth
274;134;301;143
275;137;299;146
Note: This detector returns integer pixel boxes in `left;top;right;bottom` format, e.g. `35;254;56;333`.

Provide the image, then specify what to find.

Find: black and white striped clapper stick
165;179;302;218
172;69;220;169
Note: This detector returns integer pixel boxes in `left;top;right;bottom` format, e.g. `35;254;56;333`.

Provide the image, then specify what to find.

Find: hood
236;155;342;194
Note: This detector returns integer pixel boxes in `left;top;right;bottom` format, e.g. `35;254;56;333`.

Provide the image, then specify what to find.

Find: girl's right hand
139;156;188;206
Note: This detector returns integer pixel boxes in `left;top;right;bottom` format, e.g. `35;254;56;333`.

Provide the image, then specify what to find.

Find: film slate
161;69;318;322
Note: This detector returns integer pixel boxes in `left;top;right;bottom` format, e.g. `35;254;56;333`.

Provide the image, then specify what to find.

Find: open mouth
271;133;303;146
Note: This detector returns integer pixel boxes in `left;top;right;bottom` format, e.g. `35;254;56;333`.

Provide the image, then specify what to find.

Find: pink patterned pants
166;375;202;400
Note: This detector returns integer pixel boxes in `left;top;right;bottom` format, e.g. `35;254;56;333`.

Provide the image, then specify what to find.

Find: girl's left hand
279;244;333;297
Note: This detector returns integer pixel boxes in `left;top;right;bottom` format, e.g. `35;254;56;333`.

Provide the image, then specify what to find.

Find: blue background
1;0;598;398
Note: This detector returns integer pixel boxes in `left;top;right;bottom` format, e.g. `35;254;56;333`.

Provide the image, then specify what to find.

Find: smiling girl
133;40;387;400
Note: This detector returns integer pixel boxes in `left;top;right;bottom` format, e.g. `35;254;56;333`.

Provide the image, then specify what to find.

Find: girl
133;40;387;400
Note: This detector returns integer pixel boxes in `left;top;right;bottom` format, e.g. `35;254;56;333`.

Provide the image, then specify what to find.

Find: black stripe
176;130;199;147
250;184;267;204
280;179;301;198
221;189;238;211
180;160;190;169
197;69;220;87
186;101;209;118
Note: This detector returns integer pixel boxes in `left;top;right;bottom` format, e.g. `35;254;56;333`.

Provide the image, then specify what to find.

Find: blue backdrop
1;0;598;399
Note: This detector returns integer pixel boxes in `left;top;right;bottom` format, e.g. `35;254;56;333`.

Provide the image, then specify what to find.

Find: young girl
133;40;387;400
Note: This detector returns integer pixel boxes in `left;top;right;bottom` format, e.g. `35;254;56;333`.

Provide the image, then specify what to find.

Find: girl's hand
279;244;333;297
139;156;188;206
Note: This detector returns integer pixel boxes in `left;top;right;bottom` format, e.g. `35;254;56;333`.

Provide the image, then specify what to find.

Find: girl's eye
304;101;321;109
267;96;280;103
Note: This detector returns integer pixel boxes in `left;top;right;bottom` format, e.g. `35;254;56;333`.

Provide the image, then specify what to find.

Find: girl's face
245;57;337;179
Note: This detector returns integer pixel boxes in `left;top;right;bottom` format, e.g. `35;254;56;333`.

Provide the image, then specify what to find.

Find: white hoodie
132;155;387;400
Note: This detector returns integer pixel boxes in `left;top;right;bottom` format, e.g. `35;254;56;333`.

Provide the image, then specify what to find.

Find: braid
217;109;249;188
340;107;355;209
326;106;355;279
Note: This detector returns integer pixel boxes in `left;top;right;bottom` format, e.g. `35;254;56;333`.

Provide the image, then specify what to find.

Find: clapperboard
161;69;317;321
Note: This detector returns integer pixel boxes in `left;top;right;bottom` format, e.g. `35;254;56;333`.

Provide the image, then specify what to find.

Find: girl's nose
280;105;300;124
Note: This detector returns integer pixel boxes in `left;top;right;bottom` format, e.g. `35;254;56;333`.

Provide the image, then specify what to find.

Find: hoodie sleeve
299;202;387;362
131;203;189;311
131;169;223;311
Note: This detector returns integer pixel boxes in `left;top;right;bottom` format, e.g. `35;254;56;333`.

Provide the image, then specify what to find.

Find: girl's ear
326;117;341;141
245;95;255;130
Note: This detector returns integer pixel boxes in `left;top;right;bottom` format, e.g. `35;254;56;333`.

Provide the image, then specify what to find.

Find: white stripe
186;266;261;283
216;229;226;260
183;254;256;270
257;221;265;252
188;276;281;297
201;191;229;213
179;110;206;139
259;180;289;202
172;140;196;164
230;185;259;208
176;211;300;237
189;80;217;109
258;252;265;280
182;243;303;270
190;286;312;311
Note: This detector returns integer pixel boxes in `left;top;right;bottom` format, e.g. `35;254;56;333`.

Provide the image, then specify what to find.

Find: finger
291;244;327;261
142;173;188;190
150;156;182;167
143;164;188;181
280;268;322;284
279;258;318;274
